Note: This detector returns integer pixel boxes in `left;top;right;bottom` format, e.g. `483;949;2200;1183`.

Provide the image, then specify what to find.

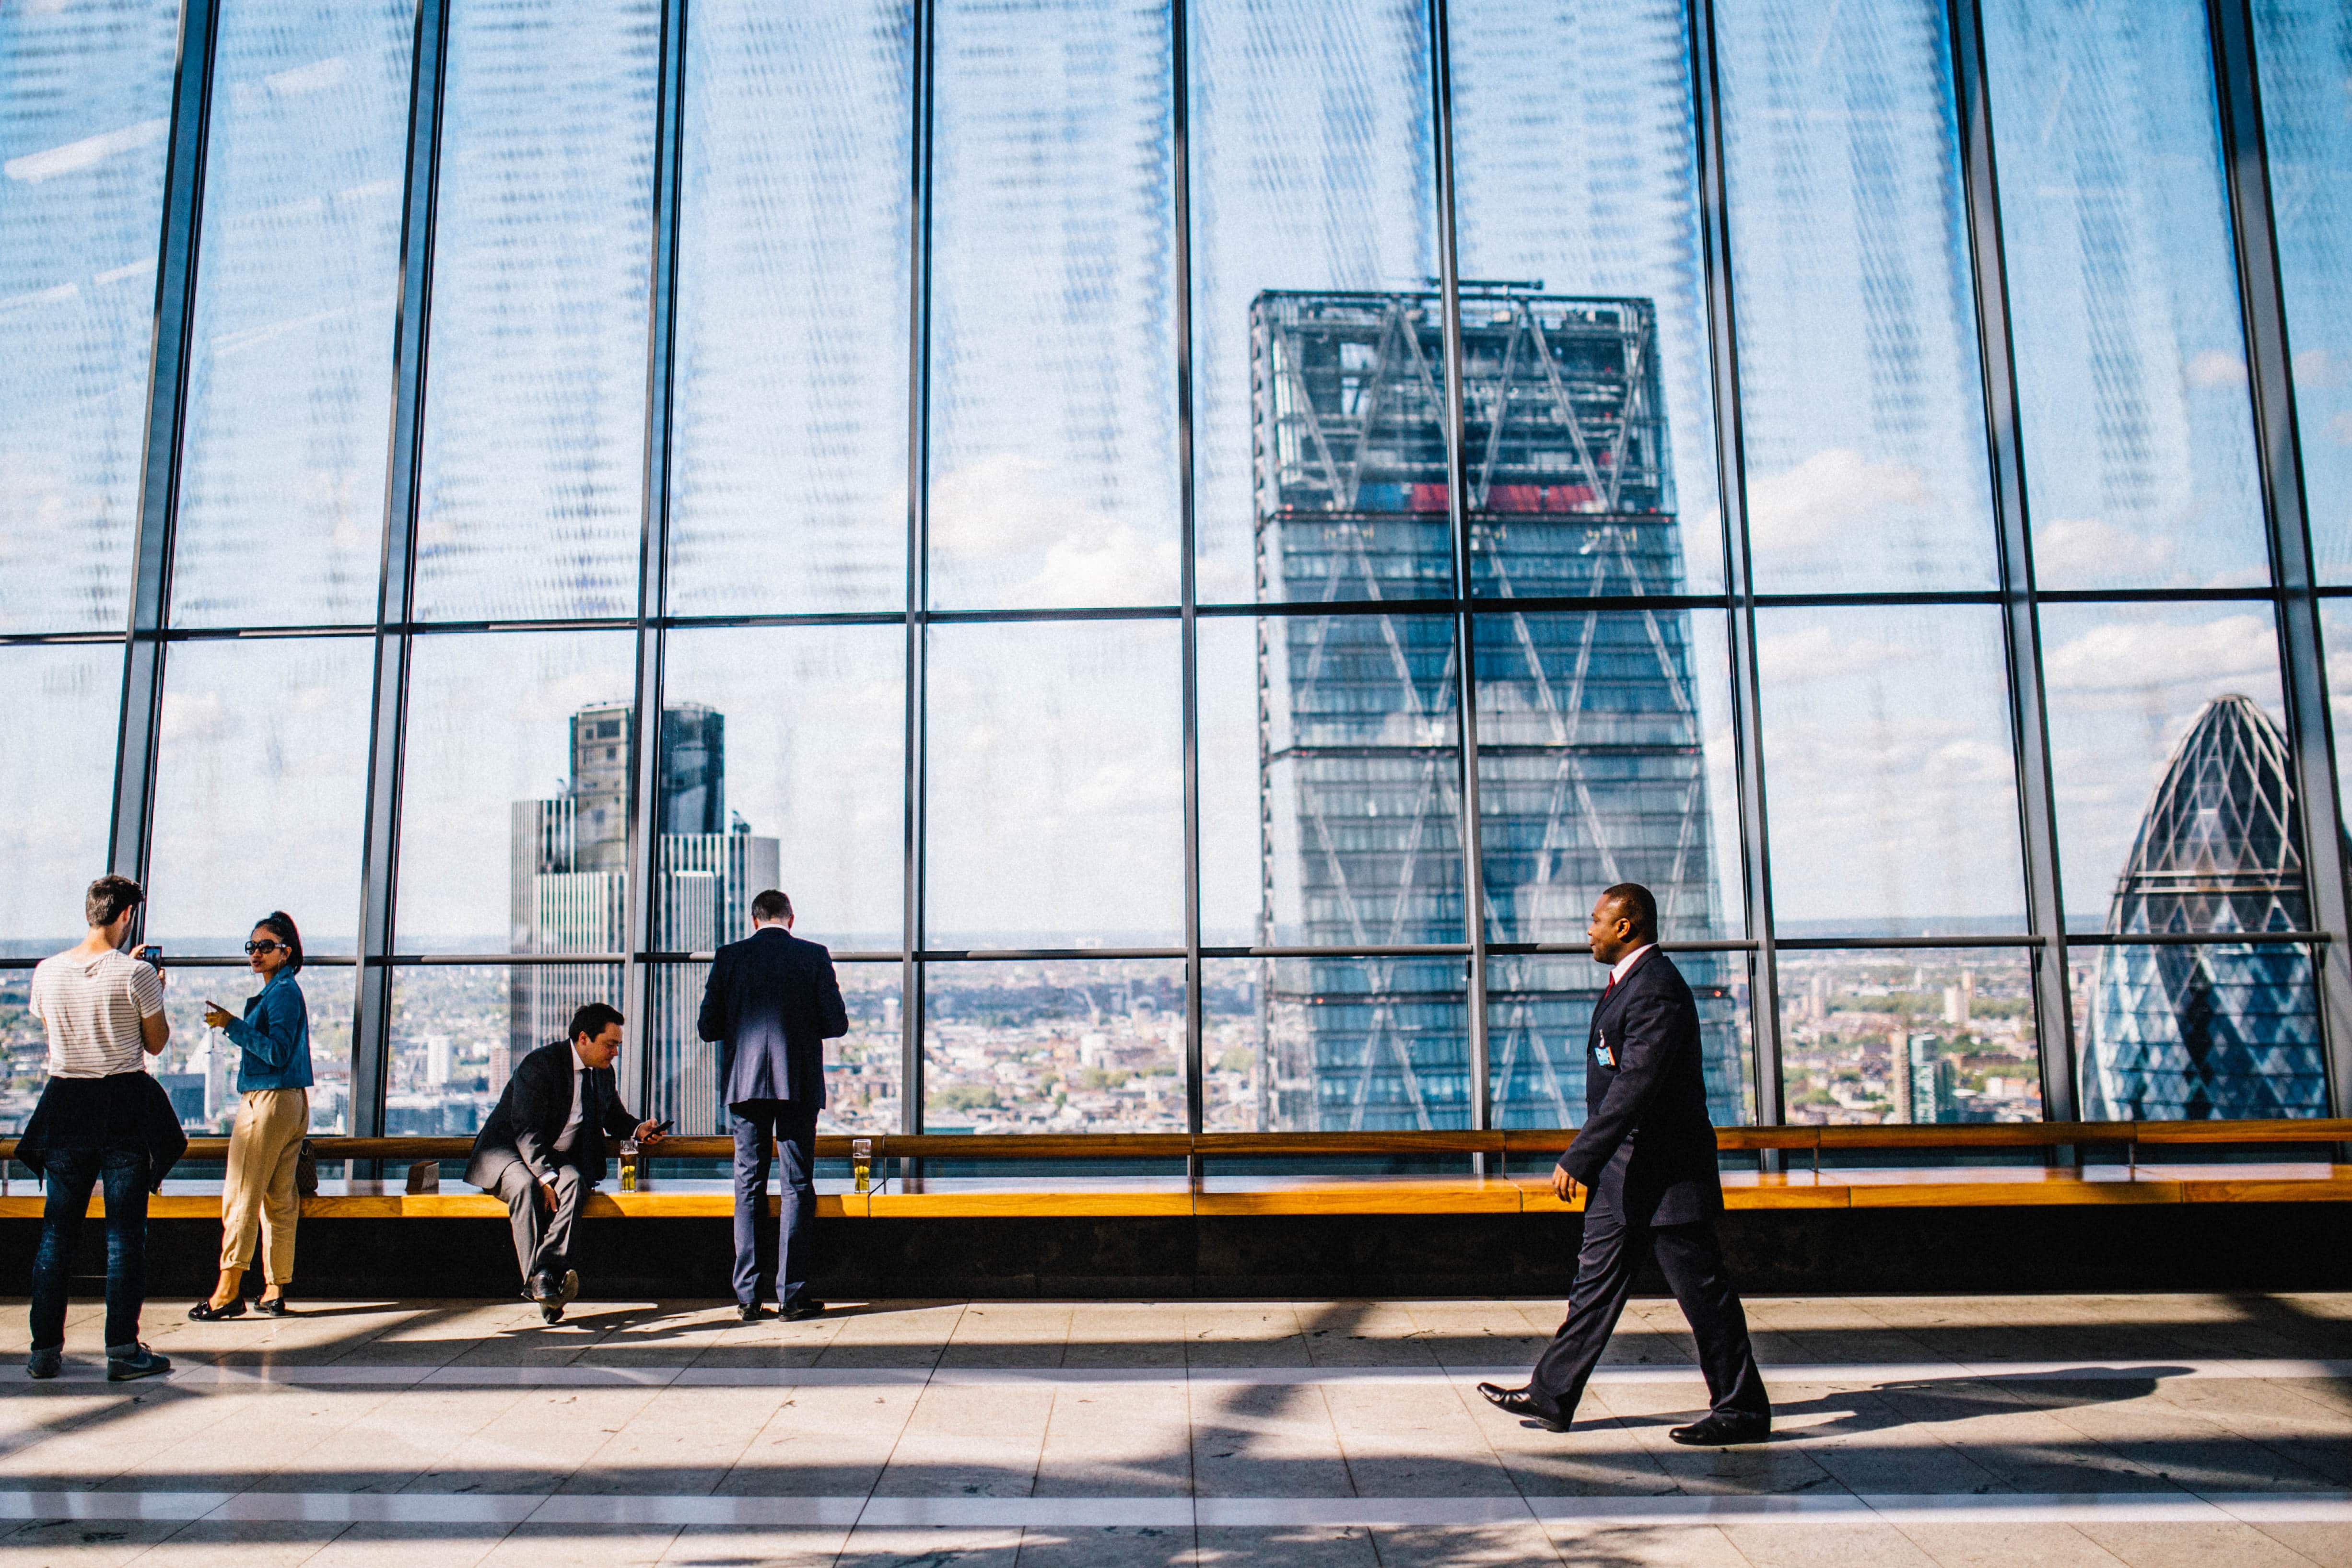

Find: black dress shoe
1669;1412;1771;1446
1476;1382;1568;1432
255;1296;289;1318
778;1297;826;1322
737;1302;767;1323
187;1299;247;1321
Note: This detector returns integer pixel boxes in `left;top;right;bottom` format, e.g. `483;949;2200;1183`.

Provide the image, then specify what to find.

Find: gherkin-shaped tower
2084;695;2327;1119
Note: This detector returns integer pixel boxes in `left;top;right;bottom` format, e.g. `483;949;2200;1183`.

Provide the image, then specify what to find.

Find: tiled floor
0;1293;2345;1565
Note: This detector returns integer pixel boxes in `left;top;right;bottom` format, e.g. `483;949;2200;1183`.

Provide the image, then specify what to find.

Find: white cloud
2041;612;2277;699
930;451;1176;605
1743;448;1932;561
2187;350;2247;389
5;117;167;183
2294;348;2340;388
2031;516;2173;584
2331;410;2352;447
1755;621;1909;682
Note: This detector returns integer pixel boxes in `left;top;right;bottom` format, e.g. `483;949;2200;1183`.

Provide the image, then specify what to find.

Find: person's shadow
1535;1367;2191;1441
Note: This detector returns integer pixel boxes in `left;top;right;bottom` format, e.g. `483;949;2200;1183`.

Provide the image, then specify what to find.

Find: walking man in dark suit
467;1002;666;1323
697;889;848;1322
1481;883;1772;1445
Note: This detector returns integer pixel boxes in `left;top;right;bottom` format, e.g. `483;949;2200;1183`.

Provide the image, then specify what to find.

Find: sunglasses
244;940;288;955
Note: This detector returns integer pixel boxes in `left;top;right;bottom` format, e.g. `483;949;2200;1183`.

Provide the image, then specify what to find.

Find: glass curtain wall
4;0;2346;1141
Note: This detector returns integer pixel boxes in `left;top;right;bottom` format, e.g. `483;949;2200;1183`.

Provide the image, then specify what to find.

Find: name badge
1594;1031;1616;1069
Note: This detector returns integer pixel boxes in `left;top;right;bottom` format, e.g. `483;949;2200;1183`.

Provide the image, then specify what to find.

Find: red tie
1603;973;1616;1000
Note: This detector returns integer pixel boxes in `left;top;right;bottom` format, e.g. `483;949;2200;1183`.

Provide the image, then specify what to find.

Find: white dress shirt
553;1041;590;1153
1608;942;1657;987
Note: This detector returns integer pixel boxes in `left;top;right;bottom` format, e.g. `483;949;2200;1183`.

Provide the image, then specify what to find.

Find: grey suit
696;927;849;1308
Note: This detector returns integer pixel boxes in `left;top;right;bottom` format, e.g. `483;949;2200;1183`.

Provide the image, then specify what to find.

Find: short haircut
750;889;792;924
85;875;144;928
255;911;304;974
1601;881;1659;939
568;1001;625;1043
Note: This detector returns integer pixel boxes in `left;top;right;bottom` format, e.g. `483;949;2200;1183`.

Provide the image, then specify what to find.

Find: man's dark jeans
30;1146;149;1351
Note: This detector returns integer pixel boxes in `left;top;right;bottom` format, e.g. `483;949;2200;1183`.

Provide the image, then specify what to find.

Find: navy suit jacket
1557;948;1723;1227
466;1041;639;1188
696;926;849;1110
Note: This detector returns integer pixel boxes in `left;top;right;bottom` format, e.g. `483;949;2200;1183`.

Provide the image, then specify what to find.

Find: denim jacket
222;969;313;1092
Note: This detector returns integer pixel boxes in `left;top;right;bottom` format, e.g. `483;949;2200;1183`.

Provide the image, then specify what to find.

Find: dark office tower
1251;289;1742;1131
2084;695;2327;1120
512;702;777;1116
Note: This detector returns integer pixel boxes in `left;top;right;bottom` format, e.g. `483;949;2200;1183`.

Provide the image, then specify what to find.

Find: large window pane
666;0;910;616
411;0;658;621
0;646;119;954
925;620;1182;948
170;0;416;627
1714;0;1998;592
1219;954;1470;1132
389;961;619;1135
1756;606;2025;934
648;960;901;1136
924;958;1185;1132
656;626;905;953
2044;602;2320;1119
156;977;354;1135
2325;599;2352;829
1778;947;2040;1125
145;636;373;957
1189;0;1440;602
1986;0;2270;590
2042;602;2292;927
0;1;180;632
2255;0;2352;582
2077;939;2324;1120
926;0;1179;611
394;630;638;952
1475;604;1746;1128
1451;0;1724;597
1201;612;1465;948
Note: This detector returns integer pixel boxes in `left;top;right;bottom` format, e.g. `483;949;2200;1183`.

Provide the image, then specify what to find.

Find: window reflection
1219;954;1470;1132
645;960;900;1136
2253;0;2352;582
923;959;1185;1132
1451;0;1725;596
1714;0;1998;592
926;0;1179;611
388;962;618;1135
0;647;119;954
1188;0;1439;601
412;0;658;621
667;0;911;616
172;0;416;627
1985;0;2269;590
1778;948;2040;1124
0;0;180;632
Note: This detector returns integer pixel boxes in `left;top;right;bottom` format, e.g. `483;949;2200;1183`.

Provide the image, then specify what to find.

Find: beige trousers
220;1088;307;1283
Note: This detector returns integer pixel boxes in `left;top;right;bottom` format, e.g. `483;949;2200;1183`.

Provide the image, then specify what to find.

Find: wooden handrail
3;1117;2344;1168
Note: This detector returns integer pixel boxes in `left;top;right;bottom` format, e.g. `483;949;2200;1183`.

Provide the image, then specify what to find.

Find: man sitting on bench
466;1002;666;1322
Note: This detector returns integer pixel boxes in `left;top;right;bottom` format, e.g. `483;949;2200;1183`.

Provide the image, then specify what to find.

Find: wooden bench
3;1121;2345;1218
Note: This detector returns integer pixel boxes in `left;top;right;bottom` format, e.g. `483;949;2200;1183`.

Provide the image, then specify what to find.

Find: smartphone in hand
135;945;163;967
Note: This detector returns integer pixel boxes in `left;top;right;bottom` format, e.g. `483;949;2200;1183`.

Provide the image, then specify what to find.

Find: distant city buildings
2084;695;2328;1119
510;702;777;1132
1249;287;1744;1131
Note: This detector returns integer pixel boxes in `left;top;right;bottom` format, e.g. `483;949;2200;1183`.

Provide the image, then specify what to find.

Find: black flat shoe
1477;1382;1568;1432
1668;1412;1771;1446
255;1297;289;1317
779;1297;826;1322
187;1299;247;1321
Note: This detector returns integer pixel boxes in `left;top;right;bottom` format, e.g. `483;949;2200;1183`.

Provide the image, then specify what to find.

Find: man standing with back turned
698;889;848;1322
1481;882;1772;1444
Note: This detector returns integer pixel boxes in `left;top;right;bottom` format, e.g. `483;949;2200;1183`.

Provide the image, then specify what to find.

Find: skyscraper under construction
1250;288;1744;1131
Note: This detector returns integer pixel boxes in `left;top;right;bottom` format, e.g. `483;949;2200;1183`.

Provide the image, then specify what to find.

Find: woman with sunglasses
189;913;313;1320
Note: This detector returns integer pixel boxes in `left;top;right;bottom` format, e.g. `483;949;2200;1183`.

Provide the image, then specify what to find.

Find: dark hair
254;911;303;974
750;889;792;924
567;1001;625;1044
85;875;144;928
1601;881;1659;940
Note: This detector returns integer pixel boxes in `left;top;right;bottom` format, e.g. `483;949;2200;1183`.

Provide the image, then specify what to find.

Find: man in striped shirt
23;876;173;1382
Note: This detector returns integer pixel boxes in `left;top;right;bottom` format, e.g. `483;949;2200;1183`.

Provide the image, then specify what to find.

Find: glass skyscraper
2085;695;2327;1120
1251;289;1742;1131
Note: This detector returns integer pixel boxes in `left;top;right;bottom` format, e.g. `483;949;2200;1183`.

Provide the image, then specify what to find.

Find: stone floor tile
562;1386;788;1496
297;1521;510;1567
940;1305;1077;1369
473;1521;684;1568
121;1520;352;1565
0;1516;188;1566
1720;1521;1943;1568
2072;1522;2329;1568
1367;1521;1566;1566
1011;1523;1197;1568
1187;1383;1352;1498
405;1387;666;1495
1887;1523;2130;1568
2247;1522;2352;1568
1034;1380;1192;1496
656;1524;854;1567
1319;1382;1519;1496
717;1381;925;1496
1063;1304;1189;1369
872;1380;1055;1497
282;1386;531;1493
832;1525;1023;1568
1532;1520;1752;1567
1190;1524;1379;1567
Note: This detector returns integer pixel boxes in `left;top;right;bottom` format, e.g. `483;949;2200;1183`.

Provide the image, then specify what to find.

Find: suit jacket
1557;948;1723;1227
465;1041;640;1188
696;926;849;1110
